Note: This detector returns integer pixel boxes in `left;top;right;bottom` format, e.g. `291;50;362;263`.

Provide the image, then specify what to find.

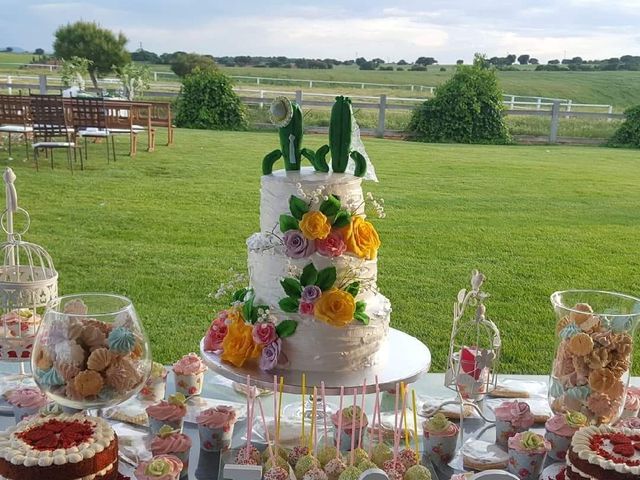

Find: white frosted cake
203;95;390;373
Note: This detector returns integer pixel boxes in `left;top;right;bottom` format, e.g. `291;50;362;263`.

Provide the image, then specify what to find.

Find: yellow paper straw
301;373;306;443
402;383;409;448
411;389;419;453
277;376;284;444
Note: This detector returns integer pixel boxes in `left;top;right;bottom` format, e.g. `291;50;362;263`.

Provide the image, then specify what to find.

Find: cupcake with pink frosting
197;405;237;451
139;362;168;402
507;431;550;480
135;454;183;480
5;387;49;422
544;410;588;461
617;415;640;429
146;393;188;434
151;425;192;477
423;413;459;465
494;400;534;449
173;353;207;396
620;387;640;419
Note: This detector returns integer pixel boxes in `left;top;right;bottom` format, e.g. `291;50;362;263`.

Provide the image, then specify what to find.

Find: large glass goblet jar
31;293;152;410
549;290;640;425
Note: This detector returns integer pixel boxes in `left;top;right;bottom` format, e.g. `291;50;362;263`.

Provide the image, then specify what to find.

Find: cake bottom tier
277;293;391;372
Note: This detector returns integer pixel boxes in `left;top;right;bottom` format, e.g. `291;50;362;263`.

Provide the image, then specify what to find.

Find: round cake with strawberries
0;412;118;480
566;424;640;480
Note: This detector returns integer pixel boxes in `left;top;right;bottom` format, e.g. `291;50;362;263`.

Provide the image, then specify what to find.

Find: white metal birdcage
444;270;501;401
0;168;58;364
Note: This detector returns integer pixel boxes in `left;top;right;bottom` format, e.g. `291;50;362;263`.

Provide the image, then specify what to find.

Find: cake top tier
571;425;640;475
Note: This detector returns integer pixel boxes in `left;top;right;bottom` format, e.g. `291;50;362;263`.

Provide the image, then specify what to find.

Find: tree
60;56;92;90
34;48;45;55
456;59;464;65
234;56;252;66
371;58;384;66
505;54;516;65
355;57;367;66
608;105;640;148
548;59;560;64
407;54;509;144
517;54;530;65
359;61;376;70
175;68;247;130
415;56;437;65
4;47;13;52
170;53;217;77
114;63;151;100
529;58;539;65
131;49;160;63
397;59;408;65
53;21;129;89
571;56;583;64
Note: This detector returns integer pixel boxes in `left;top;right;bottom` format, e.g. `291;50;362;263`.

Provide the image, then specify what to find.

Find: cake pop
371;443;393;468
295;454;321;479
324;457;347;480
337;465;361;480
356;459;378;472
404;465;432;480
398;448;419;469
303;466;329;480
264;466;289;480
289;445;310;467
317;445;340;467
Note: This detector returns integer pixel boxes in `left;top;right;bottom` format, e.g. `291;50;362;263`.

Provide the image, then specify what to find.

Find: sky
1;0;640;63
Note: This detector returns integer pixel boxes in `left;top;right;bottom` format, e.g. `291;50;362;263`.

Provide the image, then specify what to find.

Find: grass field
1;128;639;374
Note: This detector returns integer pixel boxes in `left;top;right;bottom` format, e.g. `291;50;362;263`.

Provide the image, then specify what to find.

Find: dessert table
0;364;638;480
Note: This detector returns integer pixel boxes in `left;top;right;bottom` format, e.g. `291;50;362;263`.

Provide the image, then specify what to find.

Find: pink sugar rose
299;302;315;316
204;318;228;351
252;322;277;345
315;231;347;257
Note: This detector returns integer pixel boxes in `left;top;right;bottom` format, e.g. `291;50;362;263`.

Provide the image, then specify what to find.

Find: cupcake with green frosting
139;362;168;402
544;410;587;461
507;431;550;480
423;413;459;465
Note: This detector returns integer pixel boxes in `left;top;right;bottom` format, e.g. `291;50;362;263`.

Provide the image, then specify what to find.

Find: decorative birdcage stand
426;270;501;442
0;168;58;380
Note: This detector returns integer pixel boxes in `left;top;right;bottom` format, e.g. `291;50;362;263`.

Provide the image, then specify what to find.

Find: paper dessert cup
507;448;546;480
149;417;184;435
174;372;204;396
424;431;457;465
495;420;525;449
139;376;167;402
544;430;571;461
198;422;235;452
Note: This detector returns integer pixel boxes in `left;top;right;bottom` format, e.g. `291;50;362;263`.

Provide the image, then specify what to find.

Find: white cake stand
200;328;431;395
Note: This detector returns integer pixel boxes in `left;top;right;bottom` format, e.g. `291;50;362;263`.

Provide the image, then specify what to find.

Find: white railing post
361;83;365;89
510;95;515;110
536;98;542;110
549;101;560;143
256;77;260;85
429;87;434;95
295;90;303;107
39;74;47;94
259;90;264;109
154;72;158;81
411;85;414;92
565;99;572;119
7;76;11;95
377;94;387;138
309;80;313;88
607;105;613;122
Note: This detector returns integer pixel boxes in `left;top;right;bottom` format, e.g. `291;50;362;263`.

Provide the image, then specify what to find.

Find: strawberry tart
566;425;640;480
0;412;118;480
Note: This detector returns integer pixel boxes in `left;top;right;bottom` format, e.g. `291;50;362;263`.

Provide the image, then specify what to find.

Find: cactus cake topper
262;95;368;178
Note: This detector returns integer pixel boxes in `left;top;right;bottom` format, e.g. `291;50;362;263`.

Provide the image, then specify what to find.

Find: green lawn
1;129;639;374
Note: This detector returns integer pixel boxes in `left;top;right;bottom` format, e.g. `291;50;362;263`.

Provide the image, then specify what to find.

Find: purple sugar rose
301;285;322;303
259;339;287;371
283;230;315;258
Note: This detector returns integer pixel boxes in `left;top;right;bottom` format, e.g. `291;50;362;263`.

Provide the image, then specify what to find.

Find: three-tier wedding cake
204;96;390;372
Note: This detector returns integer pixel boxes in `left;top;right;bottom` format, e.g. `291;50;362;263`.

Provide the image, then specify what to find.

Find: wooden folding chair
0;94;32;161
30;94;80;171
69;97;115;166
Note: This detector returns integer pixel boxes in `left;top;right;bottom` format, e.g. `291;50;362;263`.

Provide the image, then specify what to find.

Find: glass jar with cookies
548;290;640;425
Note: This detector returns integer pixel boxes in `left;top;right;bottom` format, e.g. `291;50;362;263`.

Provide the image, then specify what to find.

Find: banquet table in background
0;365;638;480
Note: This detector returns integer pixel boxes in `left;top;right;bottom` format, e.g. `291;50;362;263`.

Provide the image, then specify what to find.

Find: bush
175;68;247;130
409;65;427;71
407;57;510;144
396;67;404;71
608;105;640;147
439;67;446;71
378;66;393;71
171;53;217;77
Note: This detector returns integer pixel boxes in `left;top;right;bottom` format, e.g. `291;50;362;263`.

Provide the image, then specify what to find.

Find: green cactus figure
262;97;328;175
329;96;367;177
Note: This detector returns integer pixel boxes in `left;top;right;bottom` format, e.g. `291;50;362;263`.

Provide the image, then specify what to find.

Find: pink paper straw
321;381;328;447
313;386;318;456
368;392;377;456
358;379;366;450
392;382;400;462
273;375;278;452
350;388;357;466
257;398;275;465
335;386;344;459
245;375;252;463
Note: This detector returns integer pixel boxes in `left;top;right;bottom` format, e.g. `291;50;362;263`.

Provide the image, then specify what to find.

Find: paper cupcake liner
138;377;167;402
544;430;571;461
149;417;184;435
495;420;526;449
174;372;204;396
333;424;367;451
424;432;457;465
12;406;40;423
507;448;546;480
620;407;640;419
199;423;235;452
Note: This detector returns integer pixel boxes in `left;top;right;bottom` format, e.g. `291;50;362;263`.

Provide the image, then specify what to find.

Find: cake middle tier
247;232;378;307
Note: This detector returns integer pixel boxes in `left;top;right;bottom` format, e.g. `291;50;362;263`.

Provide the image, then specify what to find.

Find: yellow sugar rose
299;211;331;240
342;216;381;260
221;318;262;367
314;289;356;328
